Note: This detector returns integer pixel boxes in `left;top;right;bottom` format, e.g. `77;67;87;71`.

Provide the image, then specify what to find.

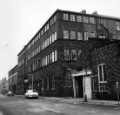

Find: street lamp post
116;81;119;105
32;75;33;90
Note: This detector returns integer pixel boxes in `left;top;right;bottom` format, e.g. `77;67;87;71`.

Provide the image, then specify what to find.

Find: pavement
40;96;120;106
12;94;120;106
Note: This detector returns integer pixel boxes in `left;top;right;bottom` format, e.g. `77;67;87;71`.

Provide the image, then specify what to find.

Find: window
63;30;69;39
54;32;57;41
52;51;55;62
45;56;48;65
70;14;76;21
44;26;47;32
64;49;70;60
41;79;44;91
54;15;56;22
52;76;55;90
50;18;54;25
63;13;69;20
47;55;50;64
97;63;107;83
77;15;82;22
51;33;54;43
70;31;76;39
78;49;82;57
47;38;49;47
47;77;49;90
54;50;57;62
89;17;95;24
39;33;41;39
99;84;107;92
116;21;120;31
50;36;52;44
46;23;49;30
88;32;96;38
71;49;77;61
98;33;106;39
84;32;88;40
51;32;57;43
83;16;89;23
49;53;52;63
41;29;44;35
77;32;83;40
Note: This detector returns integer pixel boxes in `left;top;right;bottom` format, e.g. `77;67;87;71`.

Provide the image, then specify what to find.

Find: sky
0;0;120;79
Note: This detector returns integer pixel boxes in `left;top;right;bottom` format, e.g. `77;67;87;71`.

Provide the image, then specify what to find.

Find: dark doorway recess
76;77;83;97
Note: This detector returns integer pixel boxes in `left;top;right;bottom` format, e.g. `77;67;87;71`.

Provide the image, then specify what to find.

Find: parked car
7;91;14;96
24;89;39;99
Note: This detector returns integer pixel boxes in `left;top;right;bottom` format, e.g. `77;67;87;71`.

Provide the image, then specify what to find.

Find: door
83;76;92;99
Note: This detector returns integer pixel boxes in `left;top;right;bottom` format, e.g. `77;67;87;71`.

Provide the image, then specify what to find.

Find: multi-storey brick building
16;9;120;99
8;65;18;94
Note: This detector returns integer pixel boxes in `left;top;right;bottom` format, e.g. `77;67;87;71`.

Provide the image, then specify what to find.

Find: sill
99;81;107;83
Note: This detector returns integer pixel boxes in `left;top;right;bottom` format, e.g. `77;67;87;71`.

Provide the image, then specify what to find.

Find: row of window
41;32;57;50
41;50;57;66
18;32;57;67
41;76;55;90
27;50;57;72
63;30;96;40
63;13;95;24
25;15;56;51
30;32;57;60
64;48;82;61
27;32;57;61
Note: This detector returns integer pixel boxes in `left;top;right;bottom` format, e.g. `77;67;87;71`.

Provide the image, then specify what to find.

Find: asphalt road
0;95;120;115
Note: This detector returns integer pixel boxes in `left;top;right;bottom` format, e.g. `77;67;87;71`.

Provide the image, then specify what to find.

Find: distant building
0;77;8;94
8;65;18;94
12;9;120;99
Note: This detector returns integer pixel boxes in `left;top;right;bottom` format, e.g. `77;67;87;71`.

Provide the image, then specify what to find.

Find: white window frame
63;13;69;21
77;32;83;40
70;14;76;22
70;31;76;39
83;16;89;23
77;15;82;22
54;32;57;41
84;32;88;40
54;50;57;62
63;30;69;39
97;63;107;83
89;17;95;24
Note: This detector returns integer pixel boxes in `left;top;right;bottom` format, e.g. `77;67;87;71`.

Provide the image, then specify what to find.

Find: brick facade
9;9;120;99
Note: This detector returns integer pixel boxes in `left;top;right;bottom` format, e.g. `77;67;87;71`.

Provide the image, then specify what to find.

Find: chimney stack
81;10;86;14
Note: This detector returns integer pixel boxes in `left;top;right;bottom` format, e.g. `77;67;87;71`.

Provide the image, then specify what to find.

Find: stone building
8;65;18;94
12;9;120;99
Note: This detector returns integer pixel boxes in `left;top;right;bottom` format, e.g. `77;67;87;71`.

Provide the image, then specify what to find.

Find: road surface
0;95;120;115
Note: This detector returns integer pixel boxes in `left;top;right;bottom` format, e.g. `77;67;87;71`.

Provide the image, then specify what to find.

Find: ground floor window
52;76;55;90
97;63;107;83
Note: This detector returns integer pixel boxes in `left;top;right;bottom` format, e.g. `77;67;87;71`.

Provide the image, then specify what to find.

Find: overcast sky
0;0;120;79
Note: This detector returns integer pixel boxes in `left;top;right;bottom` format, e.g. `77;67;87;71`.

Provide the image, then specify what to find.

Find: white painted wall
83;76;92;99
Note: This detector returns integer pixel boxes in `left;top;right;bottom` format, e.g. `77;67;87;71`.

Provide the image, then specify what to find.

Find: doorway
75;77;83;97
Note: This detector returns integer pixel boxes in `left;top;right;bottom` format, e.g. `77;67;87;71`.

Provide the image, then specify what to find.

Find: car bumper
25;95;38;98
